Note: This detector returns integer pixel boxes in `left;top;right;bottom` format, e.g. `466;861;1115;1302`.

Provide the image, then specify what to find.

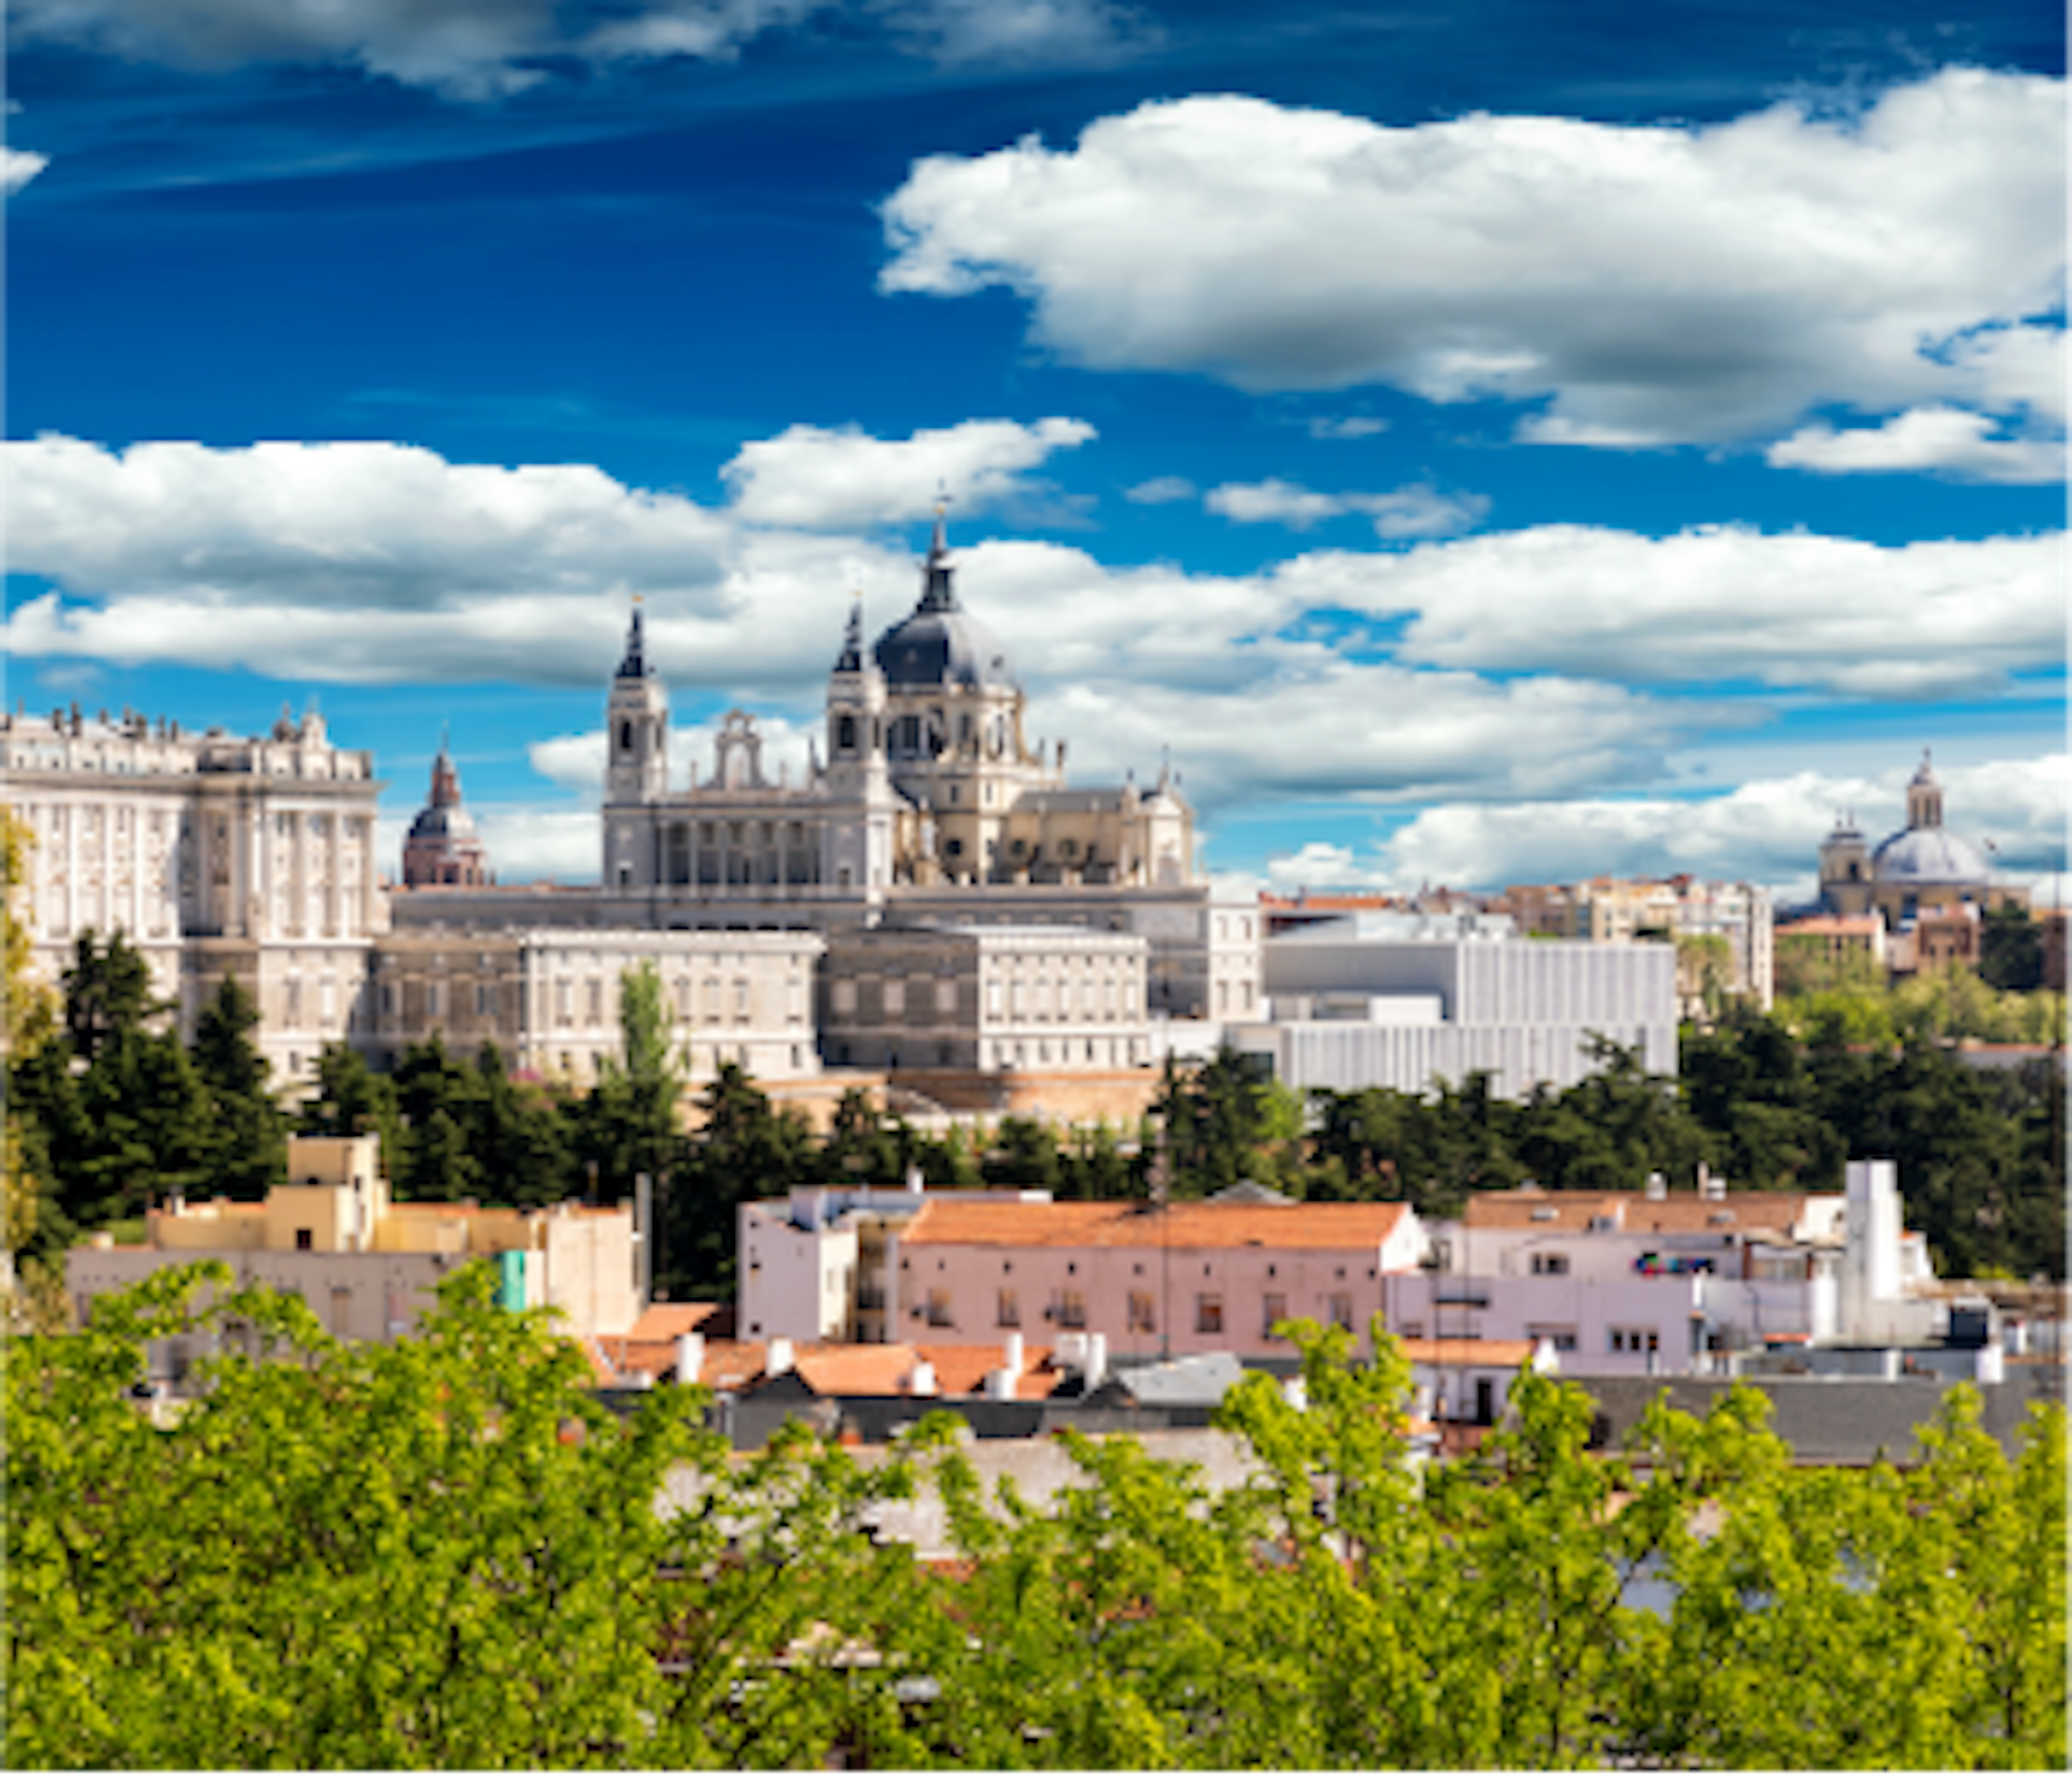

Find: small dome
1871;827;1990;885
408;804;479;842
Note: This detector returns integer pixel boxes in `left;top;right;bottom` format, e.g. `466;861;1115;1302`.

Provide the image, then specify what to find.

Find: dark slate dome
871;512;1015;691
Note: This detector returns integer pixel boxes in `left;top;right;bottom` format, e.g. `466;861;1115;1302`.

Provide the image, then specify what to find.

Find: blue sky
6;0;2064;902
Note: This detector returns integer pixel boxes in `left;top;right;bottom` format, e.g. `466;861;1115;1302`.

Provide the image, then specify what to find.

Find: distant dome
1872;827;1991;885
871;510;1015;691
401;738;490;888
407;804;479;843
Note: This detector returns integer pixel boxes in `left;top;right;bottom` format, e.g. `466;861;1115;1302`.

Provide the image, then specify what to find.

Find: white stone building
3;701;384;1080
363;926;825;1084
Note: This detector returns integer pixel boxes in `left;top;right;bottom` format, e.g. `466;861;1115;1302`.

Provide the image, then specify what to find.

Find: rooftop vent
1530;1207;1557;1222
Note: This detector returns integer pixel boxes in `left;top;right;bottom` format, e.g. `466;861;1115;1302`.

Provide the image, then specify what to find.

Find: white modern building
1226;913;1678;1098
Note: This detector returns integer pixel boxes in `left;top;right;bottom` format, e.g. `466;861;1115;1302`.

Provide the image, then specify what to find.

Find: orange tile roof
1462;1190;1818;1238
901;1198;1410;1252
914;1342;1061;1401
1395;1337;1537;1367
1780;914;1882;937
622;1302;728;1343
790;1345;926;1397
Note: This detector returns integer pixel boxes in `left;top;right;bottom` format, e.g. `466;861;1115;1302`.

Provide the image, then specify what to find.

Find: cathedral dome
871;511;1015;691
1871;826;1990;886
408;802;479;843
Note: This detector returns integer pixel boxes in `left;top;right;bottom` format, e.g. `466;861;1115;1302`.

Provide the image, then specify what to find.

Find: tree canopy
8;1270;2063;1770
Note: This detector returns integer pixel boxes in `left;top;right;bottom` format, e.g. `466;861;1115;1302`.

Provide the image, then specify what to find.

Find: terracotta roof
622;1302;728;1343
1396;1337;1537;1367
915;1342;1061;1401
790;1345;925;1397
1780;914;1882;937
1462;1190;1819;1238
901;1198;1411;1253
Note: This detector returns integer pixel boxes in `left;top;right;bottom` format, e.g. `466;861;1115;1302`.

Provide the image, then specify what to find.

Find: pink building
887;1195;1426;1363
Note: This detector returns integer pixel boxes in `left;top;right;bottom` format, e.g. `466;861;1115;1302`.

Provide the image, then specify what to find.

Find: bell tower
605;602;669;806
602;602;669;894
822;597;896;900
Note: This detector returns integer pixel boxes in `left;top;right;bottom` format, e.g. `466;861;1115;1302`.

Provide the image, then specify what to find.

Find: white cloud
529;711;817;792
880;71;2067;448
1207;478;1487;539
3;148;47;194
1123;474;1197;504
1206;478;1344;529
721;417;1095;530
868;0;1155;67
1767;406;2064;484
1264;754;2070;897
1307;416;1388;440
9;436;2059;706
1276;525;2064;698
4;434;737;609
5;0;1143;98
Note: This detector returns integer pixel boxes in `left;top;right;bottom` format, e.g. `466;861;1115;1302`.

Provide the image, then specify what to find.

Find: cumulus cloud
721;417;1095;530
1767;406;2064;484
1275;525;2064;698
1206;478;1343;529
1264;754;2070;897
9;436;2059;708
5;0;1145;98
5;435;737;610
529;711;817;792
1207;478;1487;539
880;70;2067;448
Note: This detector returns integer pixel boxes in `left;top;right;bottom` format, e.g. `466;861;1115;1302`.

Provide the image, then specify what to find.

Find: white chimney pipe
1003;1332;1024;1377
674;1332;705;1386
1085;1332;1108;1393
908;1359;938;1396
766;1336;794;1378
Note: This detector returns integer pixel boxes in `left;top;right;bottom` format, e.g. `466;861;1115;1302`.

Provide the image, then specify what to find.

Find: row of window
923;1288;1362;1338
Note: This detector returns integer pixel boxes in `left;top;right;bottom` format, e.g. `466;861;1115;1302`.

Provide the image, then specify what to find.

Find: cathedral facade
597;515;1195;908
1815;753;2027;924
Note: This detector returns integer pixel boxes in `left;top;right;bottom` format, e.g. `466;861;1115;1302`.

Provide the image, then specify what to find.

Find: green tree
662;1061;809;1301
298;1039;405;1163
470;1040;576;1209
391;1034;483;1201
576;962;689;1205
59;929;164;1064
1978;903;2045;992
1;812;66;1327
189;972;287;1199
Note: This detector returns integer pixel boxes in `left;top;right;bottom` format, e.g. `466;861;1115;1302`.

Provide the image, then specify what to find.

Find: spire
917;495;958;614
617;598;649;679
429;734;462;809
834;596;864;673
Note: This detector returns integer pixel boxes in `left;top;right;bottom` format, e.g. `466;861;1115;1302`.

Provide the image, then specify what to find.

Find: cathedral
1815;752;2026;924
597;512;1194;907
8;519;1258;1092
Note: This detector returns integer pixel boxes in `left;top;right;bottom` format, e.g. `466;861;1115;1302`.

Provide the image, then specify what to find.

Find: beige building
66;1136;642;1356
365;926;825;1084
818;922;1150;1074
3;701;385;1081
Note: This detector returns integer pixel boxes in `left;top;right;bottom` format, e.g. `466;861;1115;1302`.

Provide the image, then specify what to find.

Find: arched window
618;720;633;752
836;713;856;752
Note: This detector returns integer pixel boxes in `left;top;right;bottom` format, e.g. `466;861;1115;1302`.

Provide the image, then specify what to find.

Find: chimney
908;1359;938;1397
1003;1331;1024;1377
674;1332;706;1386
766;1336;794;1378
905;1163;924;1196
1644;1172;1666;1202
1083;1332;1108;1393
